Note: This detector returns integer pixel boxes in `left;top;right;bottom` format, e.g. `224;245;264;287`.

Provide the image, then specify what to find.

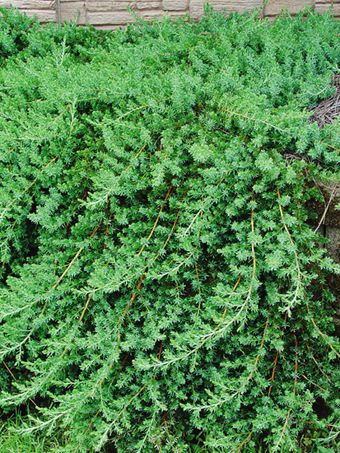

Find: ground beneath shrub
310;73;340;127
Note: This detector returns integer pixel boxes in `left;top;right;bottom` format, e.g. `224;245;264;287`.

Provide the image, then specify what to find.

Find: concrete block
137;8;164;19
21;8;57;21
87;1;135;12
60;1;86;23
0;0;55;8
324;226;340;334
264;0;314;16
162;0;188;10
208;0;263;14
138;9;187;20
315;4;340;15
189;0;203;20
136;1;161;9
326;226;340;263
87;10;135;24
308;180;340;229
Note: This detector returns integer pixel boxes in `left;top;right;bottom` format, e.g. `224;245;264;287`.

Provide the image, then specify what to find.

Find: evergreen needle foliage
1;5;340;452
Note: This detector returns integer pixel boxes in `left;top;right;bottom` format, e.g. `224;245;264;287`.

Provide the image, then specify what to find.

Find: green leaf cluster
1;5;340;452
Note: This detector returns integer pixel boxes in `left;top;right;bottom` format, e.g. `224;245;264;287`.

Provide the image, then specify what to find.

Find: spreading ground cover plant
0;409;69;453
1;5;340;452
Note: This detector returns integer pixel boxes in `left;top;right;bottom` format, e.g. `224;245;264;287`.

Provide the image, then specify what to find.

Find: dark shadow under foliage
1;5;340;453
310;73;340;128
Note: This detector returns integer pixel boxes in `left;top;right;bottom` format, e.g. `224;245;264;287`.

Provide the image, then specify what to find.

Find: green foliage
0;412;65;453
1;5;340;452
0;6;34;59
0;410;69;453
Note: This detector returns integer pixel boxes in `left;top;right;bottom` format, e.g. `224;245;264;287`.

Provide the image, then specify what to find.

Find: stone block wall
0;1;339;27
0;0;58;23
